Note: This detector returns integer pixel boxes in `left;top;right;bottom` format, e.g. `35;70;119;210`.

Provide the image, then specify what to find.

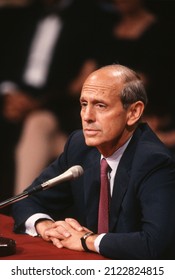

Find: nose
81;105;95;123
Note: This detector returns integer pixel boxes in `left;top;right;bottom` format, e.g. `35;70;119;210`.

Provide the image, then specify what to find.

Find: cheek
104;124;118;138
103;116;126;136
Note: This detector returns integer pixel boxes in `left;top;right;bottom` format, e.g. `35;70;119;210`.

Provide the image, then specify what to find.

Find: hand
44;218;98;252
35;218;83;249
35;219;55;241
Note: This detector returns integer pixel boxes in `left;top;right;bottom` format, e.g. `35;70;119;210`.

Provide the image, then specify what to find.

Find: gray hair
101;64;148;109
121;76;148;109
116;65;148;109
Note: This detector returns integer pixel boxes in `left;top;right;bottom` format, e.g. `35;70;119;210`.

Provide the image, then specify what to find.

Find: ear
127;101;145;126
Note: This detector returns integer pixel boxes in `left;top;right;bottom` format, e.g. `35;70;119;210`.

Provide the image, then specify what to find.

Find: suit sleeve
12;130;80;233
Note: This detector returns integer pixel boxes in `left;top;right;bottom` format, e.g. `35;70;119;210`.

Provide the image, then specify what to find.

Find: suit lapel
109;126;142;232
109;167;130;231
83;151;101;232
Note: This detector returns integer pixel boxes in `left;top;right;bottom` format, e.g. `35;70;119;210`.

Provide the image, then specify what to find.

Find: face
80;70;134;157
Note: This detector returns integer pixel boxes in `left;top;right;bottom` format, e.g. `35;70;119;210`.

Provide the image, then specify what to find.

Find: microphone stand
0;165;84;256
0;186;42;257
0;185;42;209
0;165;83;209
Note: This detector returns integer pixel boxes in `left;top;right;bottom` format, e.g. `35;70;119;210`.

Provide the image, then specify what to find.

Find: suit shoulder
64;129;95;155
131;124;175;171
67;129;86;146
137;124;173;157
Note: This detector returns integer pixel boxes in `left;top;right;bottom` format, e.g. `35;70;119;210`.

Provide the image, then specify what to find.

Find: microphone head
69;165;84;179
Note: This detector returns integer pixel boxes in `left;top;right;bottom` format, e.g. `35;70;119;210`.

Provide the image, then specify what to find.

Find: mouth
83;128;100;136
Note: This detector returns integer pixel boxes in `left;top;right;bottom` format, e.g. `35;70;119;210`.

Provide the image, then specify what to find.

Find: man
12;64;175;259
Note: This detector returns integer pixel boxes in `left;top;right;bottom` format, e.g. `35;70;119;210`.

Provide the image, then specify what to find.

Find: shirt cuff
94;233;106;253
25;213;54;236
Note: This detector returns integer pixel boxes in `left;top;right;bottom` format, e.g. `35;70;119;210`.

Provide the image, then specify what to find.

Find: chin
85;138;99;147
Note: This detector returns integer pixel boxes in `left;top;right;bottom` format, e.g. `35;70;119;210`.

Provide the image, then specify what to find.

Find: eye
96;103;107;109
80;101;87;108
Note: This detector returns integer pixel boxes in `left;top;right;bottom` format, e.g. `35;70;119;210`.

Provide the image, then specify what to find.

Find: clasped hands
35;218;98;252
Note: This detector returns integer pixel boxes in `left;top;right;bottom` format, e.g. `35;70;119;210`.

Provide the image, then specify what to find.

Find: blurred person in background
0;0;98;206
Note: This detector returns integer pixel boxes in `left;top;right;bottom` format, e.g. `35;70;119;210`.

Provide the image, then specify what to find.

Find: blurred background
0;0;175;214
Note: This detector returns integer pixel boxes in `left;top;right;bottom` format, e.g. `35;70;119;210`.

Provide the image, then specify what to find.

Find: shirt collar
101;137;132;171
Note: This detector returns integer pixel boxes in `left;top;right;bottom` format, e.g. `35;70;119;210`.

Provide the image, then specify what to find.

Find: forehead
81;69;124;97
81;80;123;99
81;85;118;103
82;83;114;93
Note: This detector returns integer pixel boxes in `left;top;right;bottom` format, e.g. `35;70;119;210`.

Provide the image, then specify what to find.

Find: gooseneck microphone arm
0;165;84;209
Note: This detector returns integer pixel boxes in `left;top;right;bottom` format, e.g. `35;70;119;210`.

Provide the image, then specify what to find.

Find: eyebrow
80;94;111;107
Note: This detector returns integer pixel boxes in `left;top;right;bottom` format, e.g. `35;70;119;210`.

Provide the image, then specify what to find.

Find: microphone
0;165;84;209
34;165;83;191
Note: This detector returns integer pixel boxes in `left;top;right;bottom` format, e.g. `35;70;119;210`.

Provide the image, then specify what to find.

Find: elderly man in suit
12;64;175;259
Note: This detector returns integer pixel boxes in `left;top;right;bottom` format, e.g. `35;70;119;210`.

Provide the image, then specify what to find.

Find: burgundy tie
98;158;110;233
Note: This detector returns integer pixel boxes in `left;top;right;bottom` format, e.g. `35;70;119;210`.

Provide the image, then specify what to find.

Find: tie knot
101;158;109;175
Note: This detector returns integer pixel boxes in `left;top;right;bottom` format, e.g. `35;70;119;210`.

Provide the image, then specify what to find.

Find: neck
99;130;134;158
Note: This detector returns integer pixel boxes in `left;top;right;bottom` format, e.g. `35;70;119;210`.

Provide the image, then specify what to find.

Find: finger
64;218;84;231
45;225;71;238
50;237;64;249
81;226;91;232
54;220;74;233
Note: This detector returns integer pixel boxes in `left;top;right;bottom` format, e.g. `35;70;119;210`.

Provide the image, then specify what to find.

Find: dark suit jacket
12;123;175;259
